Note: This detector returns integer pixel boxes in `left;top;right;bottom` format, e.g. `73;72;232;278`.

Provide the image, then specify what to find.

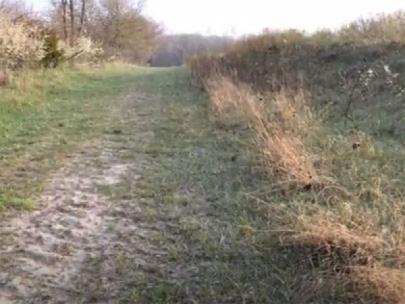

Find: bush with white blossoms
58;36;104;63
0;11;45;69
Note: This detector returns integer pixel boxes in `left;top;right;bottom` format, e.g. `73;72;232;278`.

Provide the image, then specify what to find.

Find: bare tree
78;0;86;35
68;0;74;46
50;0;89;42
61;0;68;41
89;0;160;62
48;0;159;63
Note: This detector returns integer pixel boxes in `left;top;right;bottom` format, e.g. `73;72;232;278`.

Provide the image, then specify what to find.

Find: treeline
150;34;233;66
48;0;160;62
0;0;160;76
0;0;234;72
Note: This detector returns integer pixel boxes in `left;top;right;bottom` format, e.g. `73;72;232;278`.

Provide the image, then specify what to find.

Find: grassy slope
188;45;405;302
0;64;144;210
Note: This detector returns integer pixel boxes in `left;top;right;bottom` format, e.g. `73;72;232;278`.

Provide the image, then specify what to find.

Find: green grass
2;63;403;302
0;63;145;210
104;66;405;303
97;67;302;303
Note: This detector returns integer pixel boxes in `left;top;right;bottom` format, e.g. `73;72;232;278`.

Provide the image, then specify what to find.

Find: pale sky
26;0;405;36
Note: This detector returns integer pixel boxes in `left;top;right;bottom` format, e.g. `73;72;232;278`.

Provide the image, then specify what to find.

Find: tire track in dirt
0;144;128;303
0;93;164;303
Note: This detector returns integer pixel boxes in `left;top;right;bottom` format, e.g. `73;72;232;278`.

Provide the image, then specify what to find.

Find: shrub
42;32;65;68
0;11;45;70
338;11;405;44
58;36;104;64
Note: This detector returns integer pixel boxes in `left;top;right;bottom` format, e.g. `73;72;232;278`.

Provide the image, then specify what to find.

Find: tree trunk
69;0;75;47
78;0;85;36
61;0;68;42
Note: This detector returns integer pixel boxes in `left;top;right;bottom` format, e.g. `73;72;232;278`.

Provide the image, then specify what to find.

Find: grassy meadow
0;12;405;304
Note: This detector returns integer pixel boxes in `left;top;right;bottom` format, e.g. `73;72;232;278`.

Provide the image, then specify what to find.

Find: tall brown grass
205;76;319;188
353;266;405;303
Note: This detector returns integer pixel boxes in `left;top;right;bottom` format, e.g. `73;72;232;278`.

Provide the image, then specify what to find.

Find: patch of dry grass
353;266;405;303
206;76;320;188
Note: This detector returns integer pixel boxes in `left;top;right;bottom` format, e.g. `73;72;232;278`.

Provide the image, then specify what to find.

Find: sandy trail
0;94;163;303
0;146;124;303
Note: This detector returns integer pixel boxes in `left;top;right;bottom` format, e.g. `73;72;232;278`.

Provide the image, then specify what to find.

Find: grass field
1;66;286;302
1;64;404;303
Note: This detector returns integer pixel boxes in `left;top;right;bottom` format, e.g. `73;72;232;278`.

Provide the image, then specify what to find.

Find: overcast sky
26;0;405;36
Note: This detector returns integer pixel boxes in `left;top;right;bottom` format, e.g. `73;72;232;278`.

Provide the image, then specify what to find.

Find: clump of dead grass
205;75;319;189
352;266;405;303
288;216;385;259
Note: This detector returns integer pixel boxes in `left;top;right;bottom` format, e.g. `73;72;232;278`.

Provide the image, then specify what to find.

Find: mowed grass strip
95;67;301;303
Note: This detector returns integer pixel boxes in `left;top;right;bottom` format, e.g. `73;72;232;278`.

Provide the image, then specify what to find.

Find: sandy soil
0;94;164;304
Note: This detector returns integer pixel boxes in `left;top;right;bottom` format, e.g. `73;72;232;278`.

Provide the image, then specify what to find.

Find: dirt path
0;91;163;303
0;68;272;304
